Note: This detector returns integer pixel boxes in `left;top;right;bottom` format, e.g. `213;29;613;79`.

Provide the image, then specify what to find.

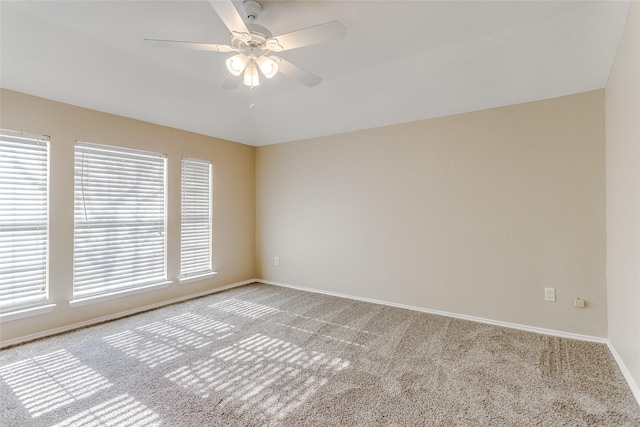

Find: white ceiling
0;1;631;146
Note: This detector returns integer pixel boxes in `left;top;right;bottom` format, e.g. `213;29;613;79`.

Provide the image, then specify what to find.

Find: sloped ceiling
0;1;631;146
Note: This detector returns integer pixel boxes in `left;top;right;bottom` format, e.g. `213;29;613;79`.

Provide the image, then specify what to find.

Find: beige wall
0;78;615;345
0;89;256;344
606;1;640;395
257;90;607;337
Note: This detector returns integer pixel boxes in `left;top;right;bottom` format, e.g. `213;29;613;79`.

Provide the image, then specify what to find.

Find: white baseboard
607;341;640;407
0;278;257;349
257;279;607;344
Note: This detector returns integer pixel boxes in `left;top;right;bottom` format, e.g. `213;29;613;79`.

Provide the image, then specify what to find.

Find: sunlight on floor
165;312;235;339
273;311;376;348
166;332;350;421
275;322;368;348
293;313;375;334
103;311;235;367
103;330;184;368
0;349;111;417
51;394;160;427
0;298;361;424
209;298;281;318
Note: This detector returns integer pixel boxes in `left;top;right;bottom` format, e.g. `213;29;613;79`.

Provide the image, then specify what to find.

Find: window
0;130;49;312
73;142;167;301
180;158;213;279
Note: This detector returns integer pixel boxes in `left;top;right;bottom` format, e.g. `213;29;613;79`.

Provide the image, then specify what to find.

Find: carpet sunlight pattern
1;283;639;426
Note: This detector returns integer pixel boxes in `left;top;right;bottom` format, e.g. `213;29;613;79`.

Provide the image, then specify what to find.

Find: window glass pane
180;158;212;278
0;130;49;311
73;142;166;299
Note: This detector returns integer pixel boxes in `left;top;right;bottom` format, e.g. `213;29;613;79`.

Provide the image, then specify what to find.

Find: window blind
0;130;49;312
180;158;212;278
73;142;167;299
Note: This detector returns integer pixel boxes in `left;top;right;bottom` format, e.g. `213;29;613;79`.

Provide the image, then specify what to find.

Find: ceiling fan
144;0;345;89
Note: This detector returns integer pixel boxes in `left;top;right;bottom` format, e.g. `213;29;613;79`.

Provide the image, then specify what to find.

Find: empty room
1;1;639;425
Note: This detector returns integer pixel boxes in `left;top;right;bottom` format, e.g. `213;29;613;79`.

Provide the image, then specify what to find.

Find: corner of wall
604;0;640;406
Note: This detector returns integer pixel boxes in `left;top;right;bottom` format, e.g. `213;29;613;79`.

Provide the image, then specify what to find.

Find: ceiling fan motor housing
243;0;262;22
230;23;272;49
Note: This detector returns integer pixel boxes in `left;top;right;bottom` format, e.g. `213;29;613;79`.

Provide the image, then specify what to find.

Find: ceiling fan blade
208;0;251;41
221;74;241;90
272;56;321;87
143;39;234;52
271;21;345;52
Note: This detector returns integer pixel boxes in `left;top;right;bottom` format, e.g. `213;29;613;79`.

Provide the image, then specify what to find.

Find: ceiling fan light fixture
243;61;260;87
226;54;247;76
145;0;345;89
257;56;278;78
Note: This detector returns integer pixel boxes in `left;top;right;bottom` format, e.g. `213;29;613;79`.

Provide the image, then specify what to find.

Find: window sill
179;271;218;285
0;304;57;322
69;281;173;308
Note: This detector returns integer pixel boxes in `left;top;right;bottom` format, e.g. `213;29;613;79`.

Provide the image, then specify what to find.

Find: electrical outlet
544;287;556;302
274;256;279;266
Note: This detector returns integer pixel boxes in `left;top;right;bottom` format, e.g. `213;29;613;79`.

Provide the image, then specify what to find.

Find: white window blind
180;158;212;278
73;142;167;300
0;130;49;312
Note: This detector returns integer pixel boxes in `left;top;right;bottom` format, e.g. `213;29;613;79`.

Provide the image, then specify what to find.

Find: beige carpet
1;283;639;426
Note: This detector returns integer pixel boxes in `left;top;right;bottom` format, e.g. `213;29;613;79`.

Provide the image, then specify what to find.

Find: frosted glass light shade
257;56;278;78
226;54;247;76
243;63;260;87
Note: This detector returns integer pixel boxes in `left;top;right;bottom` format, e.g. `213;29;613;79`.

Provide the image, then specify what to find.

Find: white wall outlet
274;256;279;266
574;297;585;308
544;287;556;302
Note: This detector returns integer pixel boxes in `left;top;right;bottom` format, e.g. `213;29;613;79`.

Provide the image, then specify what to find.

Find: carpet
1;283;639;426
